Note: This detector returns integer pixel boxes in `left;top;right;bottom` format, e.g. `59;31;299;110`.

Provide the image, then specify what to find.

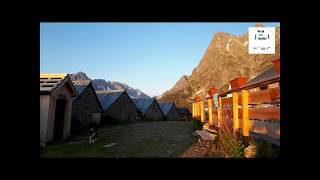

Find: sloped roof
96;91;124;111
159;102;176;116
177;108;191;115
40;73;77;96
248;66;278;84
132;98;155;114
71;80;103;111
72;80;91;95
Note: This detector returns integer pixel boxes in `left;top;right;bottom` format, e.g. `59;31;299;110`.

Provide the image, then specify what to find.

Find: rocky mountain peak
159;25;280;110
70;71;90;81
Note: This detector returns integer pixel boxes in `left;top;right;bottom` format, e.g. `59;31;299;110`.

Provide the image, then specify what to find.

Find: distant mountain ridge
70;72;150;98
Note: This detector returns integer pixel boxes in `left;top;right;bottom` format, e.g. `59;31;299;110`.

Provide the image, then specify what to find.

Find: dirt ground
40;120;205;158
179;140;213;158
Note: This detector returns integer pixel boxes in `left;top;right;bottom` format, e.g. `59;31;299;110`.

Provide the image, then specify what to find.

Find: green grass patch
40;121;197;158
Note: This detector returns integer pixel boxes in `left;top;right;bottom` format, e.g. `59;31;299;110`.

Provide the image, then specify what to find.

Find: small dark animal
88;123;98;144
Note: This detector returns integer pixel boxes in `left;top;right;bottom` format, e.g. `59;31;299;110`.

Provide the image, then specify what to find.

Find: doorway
53;99;67;140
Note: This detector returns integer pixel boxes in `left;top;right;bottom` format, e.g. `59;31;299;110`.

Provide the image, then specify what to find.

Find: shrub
191;120;202;130
210;110;245;158
253;139;280;158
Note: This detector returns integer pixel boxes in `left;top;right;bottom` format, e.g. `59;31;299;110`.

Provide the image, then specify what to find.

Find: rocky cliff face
70;72;150;98
159;24;280;110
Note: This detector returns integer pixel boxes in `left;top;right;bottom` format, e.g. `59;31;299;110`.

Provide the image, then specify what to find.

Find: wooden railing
192;74;280;146
218;74;280;146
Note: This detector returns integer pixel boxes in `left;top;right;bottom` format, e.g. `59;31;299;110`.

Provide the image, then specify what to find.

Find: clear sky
40;22;280;97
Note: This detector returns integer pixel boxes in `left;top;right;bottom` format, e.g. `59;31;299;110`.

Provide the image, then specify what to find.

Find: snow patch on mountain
71;72;150;98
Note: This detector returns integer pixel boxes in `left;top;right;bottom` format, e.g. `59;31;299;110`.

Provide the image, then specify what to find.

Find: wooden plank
238;129;280;146
221;87;280;104
250;107;280;121
238;107;280;121
249;87;280;104
222;96;242;106
238;119;280;140
249;120;280;139
222;108;232;113
195;130;217;141
222;97;233;106
219;74;280;97
249;90;272;104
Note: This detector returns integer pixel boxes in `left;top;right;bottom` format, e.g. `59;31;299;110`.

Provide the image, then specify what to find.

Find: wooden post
192;102;195;118
208;98;213;127
194;102;196;119
198;101;200;120
194;102;196;118
200;101;205;123
232;92;239;133
196;102;198;119
217;96;222;128
195;102;199;120
242;90;249;146
193;102;197;119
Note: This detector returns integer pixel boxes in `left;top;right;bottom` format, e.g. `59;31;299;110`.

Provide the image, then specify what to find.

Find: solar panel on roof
40;73;77;97
40;74;66;93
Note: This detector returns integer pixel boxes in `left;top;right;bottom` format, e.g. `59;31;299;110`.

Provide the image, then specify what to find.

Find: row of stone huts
40;73;191;146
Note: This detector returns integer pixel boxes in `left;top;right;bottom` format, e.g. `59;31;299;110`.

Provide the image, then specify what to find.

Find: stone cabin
40;73;77;146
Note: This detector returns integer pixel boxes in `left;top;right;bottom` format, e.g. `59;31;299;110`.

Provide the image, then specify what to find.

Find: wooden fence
192;73;280;146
